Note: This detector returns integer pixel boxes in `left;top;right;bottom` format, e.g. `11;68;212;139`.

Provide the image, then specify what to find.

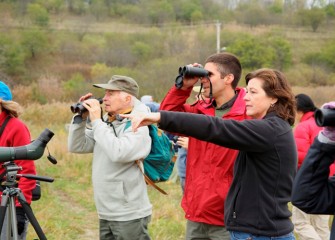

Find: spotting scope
0;128;54;163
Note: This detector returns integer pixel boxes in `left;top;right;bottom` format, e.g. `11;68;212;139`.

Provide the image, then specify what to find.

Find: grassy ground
27;176;185;240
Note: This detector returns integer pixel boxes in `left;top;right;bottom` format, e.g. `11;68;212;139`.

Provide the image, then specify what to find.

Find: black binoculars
314;108;335;127
70;97;103;115
175;65;209;89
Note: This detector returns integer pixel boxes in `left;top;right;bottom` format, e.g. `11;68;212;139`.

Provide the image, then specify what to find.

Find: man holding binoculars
67;75;153;240
160;52;248;240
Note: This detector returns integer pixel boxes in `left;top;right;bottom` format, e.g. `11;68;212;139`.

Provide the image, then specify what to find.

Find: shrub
27;3;50;27
62;73;88;101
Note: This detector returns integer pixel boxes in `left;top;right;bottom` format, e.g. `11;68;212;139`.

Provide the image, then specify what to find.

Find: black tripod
0;161;54;240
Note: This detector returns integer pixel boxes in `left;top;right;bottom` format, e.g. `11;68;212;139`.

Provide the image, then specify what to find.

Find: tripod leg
16;189;47;240
0;190;9;235
1;192;19;240
8;196;19;240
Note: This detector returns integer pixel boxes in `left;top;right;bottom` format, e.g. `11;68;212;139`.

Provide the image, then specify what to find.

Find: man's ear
126;95;132;103
224;73;234;85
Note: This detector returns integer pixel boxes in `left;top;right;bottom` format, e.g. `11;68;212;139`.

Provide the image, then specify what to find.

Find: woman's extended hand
119;112;161;132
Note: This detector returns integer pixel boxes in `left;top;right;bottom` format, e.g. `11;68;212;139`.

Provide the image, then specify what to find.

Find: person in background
159;52;248;240
175;136;189;193
0;81;36;240
292;101;335;239
123;68;297;240
68;75;152;240
292;93;330;240
140;95;160;113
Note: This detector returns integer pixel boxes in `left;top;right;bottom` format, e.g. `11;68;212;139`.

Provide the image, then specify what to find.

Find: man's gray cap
93;75;139;97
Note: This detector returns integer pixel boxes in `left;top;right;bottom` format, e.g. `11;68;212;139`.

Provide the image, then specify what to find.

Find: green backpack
125;121;176;194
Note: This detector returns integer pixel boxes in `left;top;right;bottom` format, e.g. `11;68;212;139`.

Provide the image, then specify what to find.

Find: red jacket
294;111;322;169
160;86;248;226
294;111;335;175
0;111;36;205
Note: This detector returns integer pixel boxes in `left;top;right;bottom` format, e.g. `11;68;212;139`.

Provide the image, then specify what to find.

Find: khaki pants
292;206;330;240
186;220;230;240
99;216;151;240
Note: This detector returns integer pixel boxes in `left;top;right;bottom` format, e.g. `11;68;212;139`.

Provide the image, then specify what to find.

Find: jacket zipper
232;186;241;219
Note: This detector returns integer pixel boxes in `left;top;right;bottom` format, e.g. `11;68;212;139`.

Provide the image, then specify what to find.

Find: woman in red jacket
292;93;330;240
0;81;36;240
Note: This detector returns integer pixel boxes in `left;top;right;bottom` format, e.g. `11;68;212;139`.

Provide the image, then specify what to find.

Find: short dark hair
245;68;296;126
295;93;317;113
205;52;242;89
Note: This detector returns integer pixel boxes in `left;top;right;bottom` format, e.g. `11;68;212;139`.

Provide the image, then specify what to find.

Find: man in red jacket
160;52;248;239
0;81;36;240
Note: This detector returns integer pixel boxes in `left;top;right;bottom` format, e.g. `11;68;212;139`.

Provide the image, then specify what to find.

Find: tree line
0;0;335;103
3;0;334;30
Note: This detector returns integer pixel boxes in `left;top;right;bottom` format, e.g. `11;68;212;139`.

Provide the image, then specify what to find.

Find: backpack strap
135;160;168;195
0;116;12;137
0;116;12;182
124;120;131;131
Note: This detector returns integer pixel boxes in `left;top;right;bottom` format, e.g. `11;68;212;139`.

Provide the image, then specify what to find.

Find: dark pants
99;216;151;240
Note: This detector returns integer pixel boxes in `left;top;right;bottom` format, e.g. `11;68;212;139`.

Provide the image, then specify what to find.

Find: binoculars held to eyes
175;65;209;89
70;97;103;115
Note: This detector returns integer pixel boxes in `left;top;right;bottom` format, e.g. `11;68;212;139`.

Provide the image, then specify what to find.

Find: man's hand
321;102;335;141
78;92;93;102
77;92;93;120
16;207;27;235
180;63;203;90
177;137;189;149
82;98;102;122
